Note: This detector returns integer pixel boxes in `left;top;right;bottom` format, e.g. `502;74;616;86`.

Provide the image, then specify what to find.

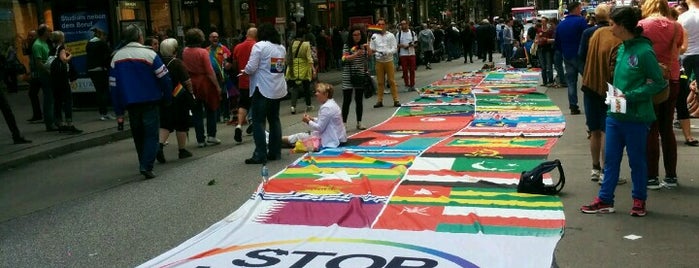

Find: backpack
517;159;565;195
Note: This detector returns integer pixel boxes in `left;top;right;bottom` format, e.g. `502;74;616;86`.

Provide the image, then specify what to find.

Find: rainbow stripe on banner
139;69;567;268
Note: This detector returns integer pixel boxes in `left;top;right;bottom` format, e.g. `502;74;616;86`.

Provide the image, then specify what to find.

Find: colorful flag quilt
140;69;566;268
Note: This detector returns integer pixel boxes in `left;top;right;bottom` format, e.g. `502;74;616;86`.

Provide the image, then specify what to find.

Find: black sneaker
393;101;401;107
234;127;243;143
246;124;253;135
178;149;193;159
63;125;83;134
140;170;156;179
156;143;166;163
647;177;662;190
570;108;581;115
373;102;383;108
663;177;678;188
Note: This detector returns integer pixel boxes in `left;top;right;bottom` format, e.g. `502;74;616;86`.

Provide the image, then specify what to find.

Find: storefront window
117;0;146;31
11;2;52;69
180;1;221;33
150;0;172;38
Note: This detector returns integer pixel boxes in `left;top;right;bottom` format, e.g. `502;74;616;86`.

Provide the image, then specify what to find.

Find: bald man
231;27;257;143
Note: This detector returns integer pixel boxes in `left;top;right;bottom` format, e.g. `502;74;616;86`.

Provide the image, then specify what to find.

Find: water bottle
261;165;269;183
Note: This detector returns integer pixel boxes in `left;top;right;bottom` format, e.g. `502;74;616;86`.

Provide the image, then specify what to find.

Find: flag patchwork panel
422;136;559;158
372;184;565;236
140;69;568;268
475;93;559;111
394;105;475;117
416;86;475;97
254;196;386;228
345;130;447;150
402;95;476;106
371;116;475;131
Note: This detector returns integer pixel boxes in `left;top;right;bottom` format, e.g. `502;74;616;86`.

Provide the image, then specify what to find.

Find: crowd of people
568;0;695;218
3;1;699;215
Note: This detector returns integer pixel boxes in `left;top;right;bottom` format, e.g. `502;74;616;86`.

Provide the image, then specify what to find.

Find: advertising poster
58;11;109;93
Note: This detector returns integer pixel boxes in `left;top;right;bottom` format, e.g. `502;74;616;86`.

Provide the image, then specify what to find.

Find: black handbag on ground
517;159;565;195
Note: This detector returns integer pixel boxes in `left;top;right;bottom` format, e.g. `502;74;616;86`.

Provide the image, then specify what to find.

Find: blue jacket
555;15;589;60
109;42;172;115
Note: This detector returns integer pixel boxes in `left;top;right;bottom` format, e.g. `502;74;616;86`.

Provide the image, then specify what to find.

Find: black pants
462;43;474;61
0;88;21;139
28;77;42;119
423;51;433;66
290;80;312;108
4;69;17;92
342;87;364;123
88;70;110;116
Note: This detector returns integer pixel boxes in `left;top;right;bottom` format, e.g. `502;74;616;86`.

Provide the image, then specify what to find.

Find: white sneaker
206;136;221;145
590;169;601;182
290;106;296;114
197;142;207;148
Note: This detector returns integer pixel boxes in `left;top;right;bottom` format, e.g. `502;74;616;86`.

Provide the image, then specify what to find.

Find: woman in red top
639;0;684;189
182;28;222;148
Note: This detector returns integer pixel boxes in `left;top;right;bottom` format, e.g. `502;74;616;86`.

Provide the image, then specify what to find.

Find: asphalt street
1;58;698;267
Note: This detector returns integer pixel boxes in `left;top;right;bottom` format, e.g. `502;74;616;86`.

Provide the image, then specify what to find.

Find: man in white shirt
369;18;401;108
242;23;288;164
397;20;418;92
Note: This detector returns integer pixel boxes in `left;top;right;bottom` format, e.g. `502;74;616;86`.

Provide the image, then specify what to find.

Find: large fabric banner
140;68;565;268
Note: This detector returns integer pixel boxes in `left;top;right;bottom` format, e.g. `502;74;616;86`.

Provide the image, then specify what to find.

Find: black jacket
85;37;112;70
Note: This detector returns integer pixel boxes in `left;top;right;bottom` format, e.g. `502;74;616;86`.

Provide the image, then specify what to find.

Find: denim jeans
554;50;565;85
539;49;554;85
192;100;217;143
599;117;650;204
250;89;282;160
127;103;160;172
503;43;513;64
563;57;582;110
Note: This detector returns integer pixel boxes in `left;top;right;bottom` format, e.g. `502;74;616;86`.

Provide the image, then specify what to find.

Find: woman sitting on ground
282;82;347;149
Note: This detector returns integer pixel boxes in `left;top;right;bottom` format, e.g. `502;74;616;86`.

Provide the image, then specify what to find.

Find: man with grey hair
418;23;434;69
110;24;173;179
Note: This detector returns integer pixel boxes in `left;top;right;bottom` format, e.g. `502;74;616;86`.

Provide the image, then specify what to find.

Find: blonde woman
49;31;81;134
639;0;684;189
282;82;347;149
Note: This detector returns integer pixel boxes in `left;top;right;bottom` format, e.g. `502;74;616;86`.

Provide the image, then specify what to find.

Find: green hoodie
610;37;667;123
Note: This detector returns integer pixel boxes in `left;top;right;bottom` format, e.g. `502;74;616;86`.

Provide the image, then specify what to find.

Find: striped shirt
341;43;369;89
